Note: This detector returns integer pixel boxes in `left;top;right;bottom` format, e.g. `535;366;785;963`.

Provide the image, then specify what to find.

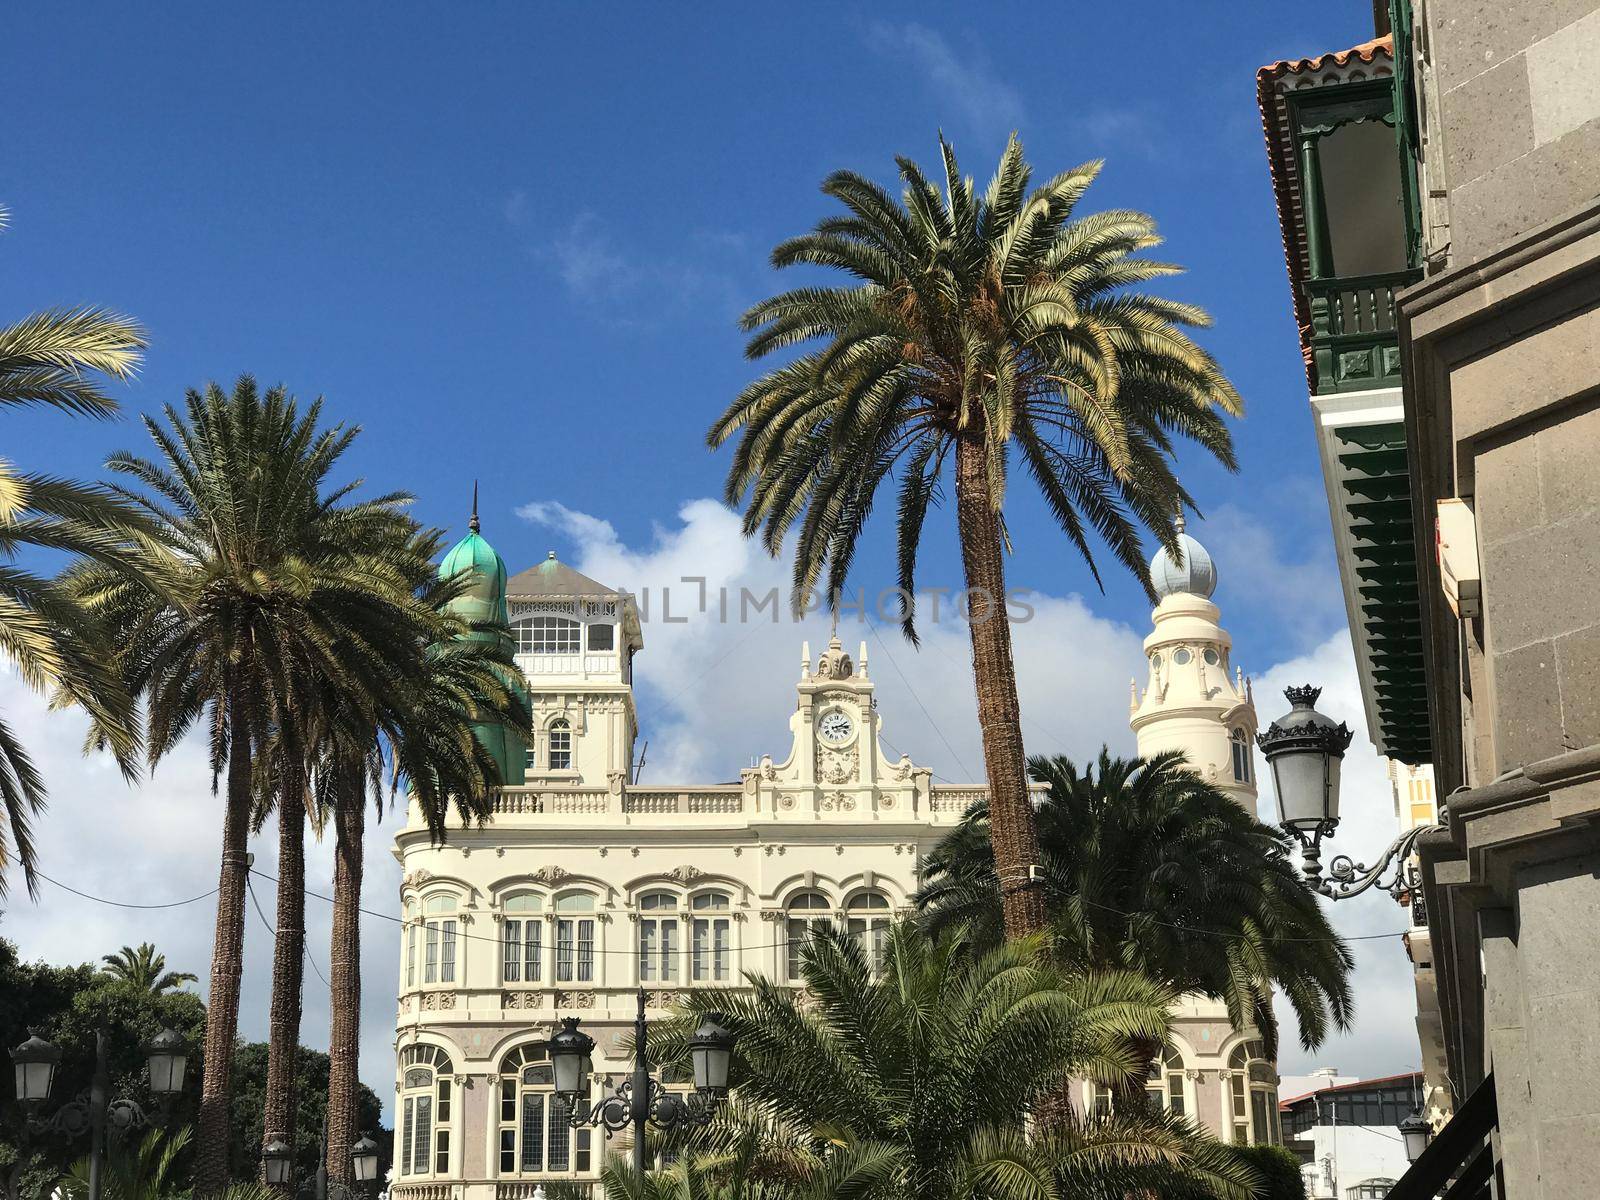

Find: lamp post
1257;685;1440;900
547;988;736;1175
264;1129;382;1200
8;1028;189;1200
1399;1109;1432;1163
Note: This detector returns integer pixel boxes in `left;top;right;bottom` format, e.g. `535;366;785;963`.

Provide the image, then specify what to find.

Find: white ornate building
391;514;1276;1198
1121;516;1280;1146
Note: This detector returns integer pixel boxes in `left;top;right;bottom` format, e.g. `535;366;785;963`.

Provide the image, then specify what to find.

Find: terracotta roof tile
1256;35;1394;389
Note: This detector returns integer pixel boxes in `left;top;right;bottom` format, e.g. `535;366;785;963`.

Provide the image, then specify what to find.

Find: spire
1174;502;1186;535
469;480;481;534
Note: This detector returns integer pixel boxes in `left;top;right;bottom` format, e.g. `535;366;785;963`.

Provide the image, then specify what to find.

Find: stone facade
1398;2;1600;1194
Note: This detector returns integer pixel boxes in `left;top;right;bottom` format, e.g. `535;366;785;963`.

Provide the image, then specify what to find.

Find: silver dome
1149;522;1217;600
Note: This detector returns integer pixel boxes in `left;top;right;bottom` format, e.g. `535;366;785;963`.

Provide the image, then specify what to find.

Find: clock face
819;709;854;743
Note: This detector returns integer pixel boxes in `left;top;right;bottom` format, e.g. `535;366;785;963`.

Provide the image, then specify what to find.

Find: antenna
469;480;481;533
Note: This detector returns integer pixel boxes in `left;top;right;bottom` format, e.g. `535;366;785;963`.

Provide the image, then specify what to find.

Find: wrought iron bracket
577;1075;718;1136
1287;820;1440;902
27;1091;156;1140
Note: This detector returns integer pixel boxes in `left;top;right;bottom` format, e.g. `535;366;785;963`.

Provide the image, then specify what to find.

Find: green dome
437;502;526;786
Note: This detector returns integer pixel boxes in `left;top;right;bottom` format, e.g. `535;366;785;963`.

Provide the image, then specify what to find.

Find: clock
818;709;854;743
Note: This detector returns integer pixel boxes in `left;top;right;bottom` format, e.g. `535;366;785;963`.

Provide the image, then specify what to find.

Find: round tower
1129;515;1258;809
439;492;528;786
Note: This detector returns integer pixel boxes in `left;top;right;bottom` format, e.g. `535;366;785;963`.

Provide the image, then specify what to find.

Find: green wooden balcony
1304;269;1421;394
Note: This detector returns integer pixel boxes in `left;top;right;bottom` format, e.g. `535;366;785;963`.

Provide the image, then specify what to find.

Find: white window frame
691;892;731;983
548;719;573;771
555;893;596;983
399;1045;453;1179
638;892;680;983
784;891;832;982
514;616;580;654
421;895;459;985
502;894;544;984
497;1045;593;1179
846;892;892;975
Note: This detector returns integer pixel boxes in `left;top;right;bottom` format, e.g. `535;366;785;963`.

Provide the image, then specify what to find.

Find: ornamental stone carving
816;747;858;785
554;990;596;1009
819;791;856;811
645;990;684;1010
502;991;544;1010
531;865;570;885
665;865;705;883
420;992;457;1011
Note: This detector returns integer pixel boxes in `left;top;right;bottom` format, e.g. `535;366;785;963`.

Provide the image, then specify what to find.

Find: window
1231;729;1254;784
498;1045;592;1178
785;892;832;981
1228;1041;1279;1145
555;894;595;983
422;896;458;984
1173;647;1192;665
638;892;680;982
1347;1181;1397;1199
846;892;891;974
692;892;731;982
548;720;572;771
514;616;580;654
405;907;417;988
1144;1045;1189;1117
525;744;537;772
399;1045;453;1177
503;895;543;984
586;623;614;651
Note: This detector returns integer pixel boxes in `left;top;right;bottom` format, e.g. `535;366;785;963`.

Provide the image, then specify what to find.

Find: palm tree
709;135;1242;940
69;378;427;1196
319;623;530;1185
99;943;197;994
655;924;1253;1200
0;209;147;898
917;749;1355;1070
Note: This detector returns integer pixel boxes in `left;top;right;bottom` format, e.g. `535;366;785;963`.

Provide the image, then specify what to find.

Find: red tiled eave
1255;34;1394;390
1278;1069;1424;1112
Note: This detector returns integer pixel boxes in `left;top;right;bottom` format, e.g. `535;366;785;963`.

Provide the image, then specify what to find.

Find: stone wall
1420;1;1600;264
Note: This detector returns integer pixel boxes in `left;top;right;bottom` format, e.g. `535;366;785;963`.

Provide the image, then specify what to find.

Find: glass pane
557;920;574;981
547;1096;571;1171
401;1098;414;1176
412;1097;432;1175
578;919;594;982
526;923;541;981
441;922;457;982
437;1077;451;1121
435;1130;448;1175
425;922;439;983
521;1093;544;1172
500;1129;515;1173
661;919;678;980
501;1080;515;1122
504;920;520;982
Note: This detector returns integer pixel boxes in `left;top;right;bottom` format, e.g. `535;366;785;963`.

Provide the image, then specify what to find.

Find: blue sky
3;2;1417;1103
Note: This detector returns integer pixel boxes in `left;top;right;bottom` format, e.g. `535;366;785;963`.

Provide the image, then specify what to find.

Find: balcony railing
1304;269;1421;394
472;783;1025;821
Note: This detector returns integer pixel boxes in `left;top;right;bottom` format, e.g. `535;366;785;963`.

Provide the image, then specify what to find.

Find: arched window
1144;1045;1189;1116
638;892;680;983
1228;1040;1279;1144
497;1045;593;1177
514;616;580;654
412;895;458;986
555;893;595;983
1231;729;1254;784
502;894;543;984
785;892;831;982
846;892;891;974
548;719;573;771
398;1045;453;1177
691;892;731;982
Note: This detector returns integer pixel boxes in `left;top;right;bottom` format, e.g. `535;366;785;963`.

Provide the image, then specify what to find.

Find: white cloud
863;22;1024;135
548;212;630;302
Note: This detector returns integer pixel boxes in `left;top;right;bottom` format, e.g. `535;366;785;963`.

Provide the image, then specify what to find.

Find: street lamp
349;1136;380;1187
9;1034;61;1108
1399;1109;1432;1162
263;1138;294;1187
554;989;738;1174
146;1029;187;1098
1258;685;1438;900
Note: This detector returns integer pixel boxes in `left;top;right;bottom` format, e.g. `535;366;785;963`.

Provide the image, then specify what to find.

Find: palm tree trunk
953;433;1048;939
262;772;307;1190
325;793;364;1185
195;704;254;1196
